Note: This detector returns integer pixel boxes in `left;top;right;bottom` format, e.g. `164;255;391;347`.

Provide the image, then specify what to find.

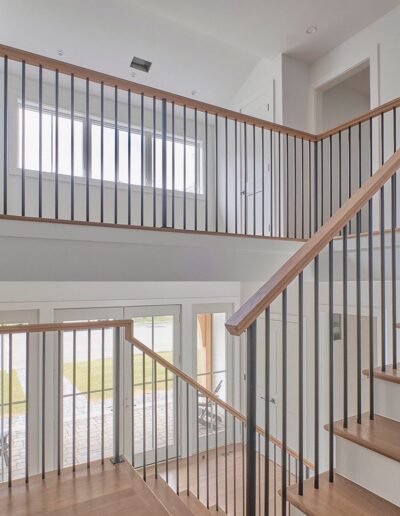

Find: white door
240;82;275;236
123;305;181;468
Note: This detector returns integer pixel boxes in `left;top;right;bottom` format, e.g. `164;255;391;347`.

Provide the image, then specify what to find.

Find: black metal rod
183;106;187;230
392;109;397;368
282;290;287;515
172;103;176;229
294;137;298;237
314;256;319;488
197;391;200;499
128;90;132;225
308;140;311;237
215;401;219;510
101;328;105;464
72;330;76;471
70;74;75;220
175;375;179;494
165;368;169;483
286;135;289;237
328;240;334;482
142;352;146;480
298;272;304;495
41;332;46;479
301;138;304;239
278;132;281;237
131;342;134;467
55;70;59;219
262;128;265;236
195;109;199;231
216;115;219;232
85;79;90;222
356;123;362;424
114;87;119;224
38;65;43;218
265;307;270;515
320;140;324;228
225;117;228;233
235;120;238;234
186;382;189;494
368;117;374;419
205;111;208;231
225;409;228;513
162;99;168;228
381;113;386;371
253;125;256;235
271;130;274;237
113;327;121;464
233;416;237;516
153;96;156;227
140;93;145;226
348;129;352;233
154;361;158;478
246;320;257;516
25;333;29;482
3;56;8;215
87;330;91;468
8;334;12;487
206;395;209;508
21;61;26;217
343;225;348;428
57;331;61;475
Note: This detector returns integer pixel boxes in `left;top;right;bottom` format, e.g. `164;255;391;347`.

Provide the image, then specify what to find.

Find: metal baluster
8;334;12;486
206;395;210;509
381;113;386;370
242;421;245;516
140;93;144;226
320;140;324;228
175;375;179;494
262;128;265;236
392;108;397;368
73;330;76;471
55;70;59;218
57;331;61;475
225;409;228;513
216;115;219;232
131;341;134;467
258;433;261;516
186;382;189;494
153;96;156;227
87;329;91;468
348;129;352;233
235;120;238;234
247;320;257;516
172;103;176;229
308;141;311;237
294;137;298;237
99;82;104;222
301;138;304;239
38;65;43;217
3;56;8;215
205;111;209;231
197;391;200;499
278;132;281;237
142;352;146;480
101;328;105;464
329;135;333;218
329;238;334;481
128;90;132;225
215;402;219;510
70;74;75;220
183;106;187;229
368;118;374;419
1;335;4;484
225;116;228;233
356;123;362;424
265;307;270;515
165;368;169;483
343;224;348;428
25;333;30;481
314;256;319;488
298;273;304;495
286;135;289;237
154;361;158;478
270;130;274;237
41;332;45;479
274;444;277;516
253;125;256;235
282;291;287;515
21;61;26;216
233;416;237;516
195;109;199;231
85;79;90;221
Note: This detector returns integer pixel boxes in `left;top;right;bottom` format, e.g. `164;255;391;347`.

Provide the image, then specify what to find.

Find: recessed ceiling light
306;26;318;35
130;56;152;73
57;49;64;56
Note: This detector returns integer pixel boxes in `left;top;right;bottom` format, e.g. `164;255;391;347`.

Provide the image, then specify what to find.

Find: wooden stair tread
178;491;212;515
363;364;400;384
286;471;400;515
0;460;169;516
146;476;195;515
325;414;400;462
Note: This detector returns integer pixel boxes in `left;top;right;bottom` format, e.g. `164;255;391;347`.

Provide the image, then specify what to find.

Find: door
240;82;275;235
123;305;181;468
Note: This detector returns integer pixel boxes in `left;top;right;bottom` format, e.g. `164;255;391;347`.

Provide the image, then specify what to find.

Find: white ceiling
125;0;400;61
1;0;399;108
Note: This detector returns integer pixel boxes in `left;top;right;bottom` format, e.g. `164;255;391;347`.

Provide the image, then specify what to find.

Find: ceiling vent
130;56;152;73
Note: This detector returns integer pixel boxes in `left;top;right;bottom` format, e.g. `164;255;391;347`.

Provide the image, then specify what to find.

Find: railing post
162;98;167;227
246;321;257;516
112;327;124;464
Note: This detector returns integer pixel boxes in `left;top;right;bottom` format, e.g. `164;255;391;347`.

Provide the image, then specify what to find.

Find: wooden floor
0;460;169;516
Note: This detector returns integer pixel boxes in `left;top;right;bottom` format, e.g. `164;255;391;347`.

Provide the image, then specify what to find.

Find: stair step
363;364;400;384
325;413;400;462
286;471;400;515
178;491;212;515
146;475;197;515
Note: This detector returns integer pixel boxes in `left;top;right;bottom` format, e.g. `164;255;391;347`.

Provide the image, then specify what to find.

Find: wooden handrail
3;43;400;143
226;148;400;336
0;319;313;469
0;44;314;142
